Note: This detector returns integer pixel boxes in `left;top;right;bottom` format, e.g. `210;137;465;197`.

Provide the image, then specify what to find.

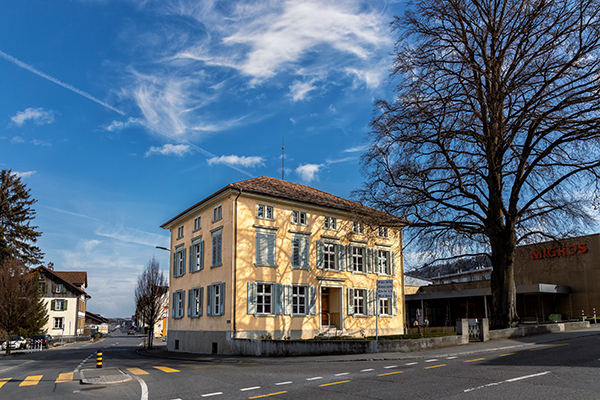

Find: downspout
232;188;243;336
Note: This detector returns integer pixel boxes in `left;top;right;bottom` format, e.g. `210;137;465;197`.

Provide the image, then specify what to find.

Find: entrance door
321;291;330;326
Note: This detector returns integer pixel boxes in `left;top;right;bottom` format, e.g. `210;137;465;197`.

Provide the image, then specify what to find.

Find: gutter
232;188;243;335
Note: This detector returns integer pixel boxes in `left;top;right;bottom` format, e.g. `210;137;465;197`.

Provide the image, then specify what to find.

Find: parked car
29;334;53;348
0;336;27;350
127;330;135;335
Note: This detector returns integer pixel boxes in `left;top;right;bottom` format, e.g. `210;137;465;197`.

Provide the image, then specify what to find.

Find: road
0;328;599;399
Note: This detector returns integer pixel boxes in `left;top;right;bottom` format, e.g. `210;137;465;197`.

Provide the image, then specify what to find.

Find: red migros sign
530;243;588;260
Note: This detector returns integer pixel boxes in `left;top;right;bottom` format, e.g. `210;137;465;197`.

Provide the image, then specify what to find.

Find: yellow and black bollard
96;350;103;368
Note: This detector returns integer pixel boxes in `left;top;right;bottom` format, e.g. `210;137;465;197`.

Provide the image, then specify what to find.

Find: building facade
34;266;89;336
161;177;406;354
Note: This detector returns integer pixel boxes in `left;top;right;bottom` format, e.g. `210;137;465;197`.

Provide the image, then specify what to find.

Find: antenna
282;136;285;181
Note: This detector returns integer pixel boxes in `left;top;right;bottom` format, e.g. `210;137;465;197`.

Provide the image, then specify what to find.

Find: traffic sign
377;280;393;299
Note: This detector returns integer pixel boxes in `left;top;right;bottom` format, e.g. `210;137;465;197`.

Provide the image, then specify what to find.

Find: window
324;216;337;230
256;284;272;314
379;298;390;316
177;225;184;239
378;250;390;275
292;210;307;225
207;283;225;316
39;282;46;294
56;284;64;293
55;300;65;311
353;289;365;315
323;243;335;270
291;234;309;269
172;290;185;319
188;287;203;318
378;226;389;238
211;230;222;267
190;240;204;272
213;204;222;222
173;247;186;277
54;317;64;329
193;216;201;231
257;204;274;220
353;221;364;234
256;230;276;266
352;247;364;272
292;286;306;314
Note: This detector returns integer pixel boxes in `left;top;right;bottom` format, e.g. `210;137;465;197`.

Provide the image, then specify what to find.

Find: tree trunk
490;232;519;329
147;329;153;350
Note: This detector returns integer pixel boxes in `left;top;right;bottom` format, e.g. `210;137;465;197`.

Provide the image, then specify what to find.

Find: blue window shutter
188;289;192;316
172;293;176;318
392;290;398;316
172;252;177;277
374;250;379;275
219;283;225;316
200;241;205;270
391;251;396;276
275;284;283;315
217;233;222;266
336;244;345;271
347;288;354;316
316;241;324;269
256;232;266;265
301;236;309;269
309;286;317;315
365;248;372;273
284;285;293;315
247;282;257;315
346;245;353;271
199;287;204;316
267;233;276;266
189;246;193;272
181;290;186;318
367;289;374;316
206;285;212;316
291;237;300;267
182;247;187;276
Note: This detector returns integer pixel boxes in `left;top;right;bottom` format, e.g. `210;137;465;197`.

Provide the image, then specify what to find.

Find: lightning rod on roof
282;136;285;181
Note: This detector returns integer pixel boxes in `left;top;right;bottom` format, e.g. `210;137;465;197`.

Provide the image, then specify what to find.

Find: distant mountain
410;255;492;279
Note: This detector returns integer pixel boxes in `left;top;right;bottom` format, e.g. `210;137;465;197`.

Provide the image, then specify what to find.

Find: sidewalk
137;324;600;364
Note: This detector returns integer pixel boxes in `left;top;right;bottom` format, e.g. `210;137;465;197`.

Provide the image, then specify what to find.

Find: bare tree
359;0;600;328
134;257;166;349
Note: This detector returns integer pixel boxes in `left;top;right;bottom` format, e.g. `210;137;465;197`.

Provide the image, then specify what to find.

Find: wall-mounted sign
530;243;587;260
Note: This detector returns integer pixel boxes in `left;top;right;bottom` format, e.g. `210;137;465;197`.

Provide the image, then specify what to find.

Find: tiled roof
54;271;88;288
32;266;91;298
162;176;405;228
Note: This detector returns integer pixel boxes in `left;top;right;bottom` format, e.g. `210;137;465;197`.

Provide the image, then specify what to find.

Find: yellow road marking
377;371;404;376
127;368;149;375
499;353;515;357
154;366;179;373
248;391;288;399
179;364;205;370
55;373;73;383
425;364;447;369
464;358;485;363
0;378;11;388
530;343;569;352
318;380;351;387
19;375;43;386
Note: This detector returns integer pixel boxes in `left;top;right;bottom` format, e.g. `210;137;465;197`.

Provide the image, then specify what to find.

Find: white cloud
14;170;36;178
326;156;356;164
343;144;369;153
207;155;265;168
11;136;26;144
95;226;169;248
105;117;142;132
296;163;323;183
10;107;55;126
289;80;317;102
145;144;191;157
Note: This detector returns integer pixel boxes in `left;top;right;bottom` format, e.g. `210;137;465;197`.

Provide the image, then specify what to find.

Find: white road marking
361;368;374;372
464;371;551;393
384;365;397;369
307;377;323;381
446;356;457;359
275;381;293;385
405;362;418;366
425;359;438;362
132;374;149;400
240;387;261;391
201;393;223;397
335;372;350;376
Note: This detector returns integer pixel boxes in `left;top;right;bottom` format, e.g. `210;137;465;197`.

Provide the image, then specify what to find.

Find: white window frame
56;283;63;293
378;249;390;275
193;216;201;231
352;246;364;272
256;283;273;314
257;203;274;220
353;221;364;234
292;210;307;225
213;204;222;222
378;226;389;238
177;225;184;239
189;287;203;318
54;317;64;329
213;284;221;315
292;285;307;315
354;289;365;315
174;290;185;319
379;298;390;316
55;299;65;311
174;246;186;277
190;239;204;273
323;243;336;270
324;216;337;230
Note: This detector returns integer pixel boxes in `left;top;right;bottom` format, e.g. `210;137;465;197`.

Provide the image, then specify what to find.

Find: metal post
582;310;585;321
594;308;597;324
96;350;103;368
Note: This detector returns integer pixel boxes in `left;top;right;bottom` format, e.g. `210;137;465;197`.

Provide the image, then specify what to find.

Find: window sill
255;264;277;268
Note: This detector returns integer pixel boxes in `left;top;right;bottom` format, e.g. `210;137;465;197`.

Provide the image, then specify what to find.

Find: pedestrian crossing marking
19;375;43;386
55;372;73;383
154;366;179;373
0;378;11;388
127;368;149;375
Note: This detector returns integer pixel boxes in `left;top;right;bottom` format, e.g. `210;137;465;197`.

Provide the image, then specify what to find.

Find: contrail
0;49;125;115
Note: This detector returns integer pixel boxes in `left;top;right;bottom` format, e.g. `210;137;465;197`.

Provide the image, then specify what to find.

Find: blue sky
0;0;403;318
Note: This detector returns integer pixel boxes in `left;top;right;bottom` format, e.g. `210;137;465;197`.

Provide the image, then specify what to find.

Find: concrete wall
487;321;590;340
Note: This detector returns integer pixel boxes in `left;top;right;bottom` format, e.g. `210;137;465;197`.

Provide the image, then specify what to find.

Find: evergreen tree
0;169;43;266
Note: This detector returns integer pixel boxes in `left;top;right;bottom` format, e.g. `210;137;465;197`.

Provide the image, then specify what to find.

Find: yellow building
160;177;406;354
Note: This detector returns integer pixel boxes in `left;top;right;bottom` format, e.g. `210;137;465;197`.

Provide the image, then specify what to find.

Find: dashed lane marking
318;380;351;387
240;387;261;392
275;382;292;386
446;356;457;359
306;377;322;381
154;366;180;373
55;373;73;383
424;364;447;370
377;371;404;377
464;371;551;393
127;368;149;375
334;372;350;376
248;391;288;399
361;368;374;372
425;359;439;362
0;378;11;388
201;392;223;397
384;365;398;369
19;375;43;387
530;344;569;352
405;362;418;366
464;358;485;363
